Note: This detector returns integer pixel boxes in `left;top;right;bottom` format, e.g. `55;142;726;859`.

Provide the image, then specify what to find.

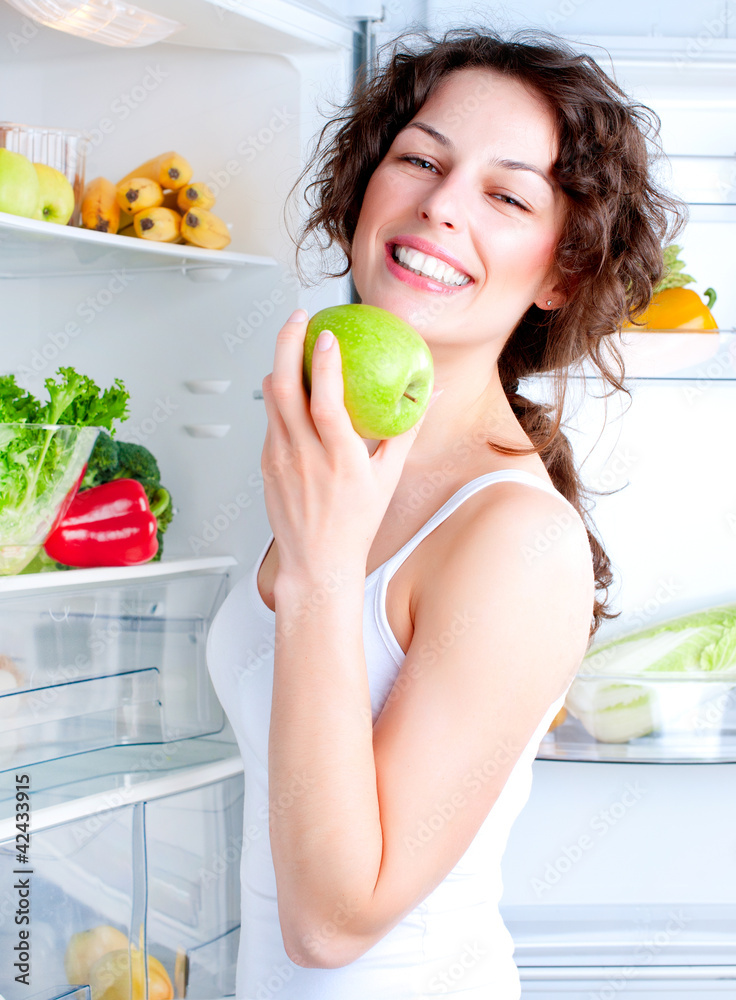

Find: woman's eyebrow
402;121;555;191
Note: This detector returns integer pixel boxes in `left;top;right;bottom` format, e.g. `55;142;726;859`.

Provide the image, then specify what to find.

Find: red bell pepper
43;479;159;568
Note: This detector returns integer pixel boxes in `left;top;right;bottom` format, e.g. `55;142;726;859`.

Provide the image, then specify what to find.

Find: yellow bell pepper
626;244;718;331
631;286;718;331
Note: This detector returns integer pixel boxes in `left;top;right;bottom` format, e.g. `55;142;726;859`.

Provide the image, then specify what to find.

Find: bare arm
260;311;594;969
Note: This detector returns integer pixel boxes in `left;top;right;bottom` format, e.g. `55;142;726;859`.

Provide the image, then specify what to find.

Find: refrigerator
0;1;735;998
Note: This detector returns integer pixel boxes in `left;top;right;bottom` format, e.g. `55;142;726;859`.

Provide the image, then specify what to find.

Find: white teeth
394;245;470;286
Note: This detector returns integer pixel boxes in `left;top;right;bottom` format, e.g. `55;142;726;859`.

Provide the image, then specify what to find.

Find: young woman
207;26;681;999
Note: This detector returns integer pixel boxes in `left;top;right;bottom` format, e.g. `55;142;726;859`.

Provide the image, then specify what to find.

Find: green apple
0;148;41;219
33;163;75;225
303;304;434;439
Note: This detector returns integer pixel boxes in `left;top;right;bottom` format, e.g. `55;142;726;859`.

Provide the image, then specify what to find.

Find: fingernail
428;388;444;408
288;308;308;323
316;330;334;351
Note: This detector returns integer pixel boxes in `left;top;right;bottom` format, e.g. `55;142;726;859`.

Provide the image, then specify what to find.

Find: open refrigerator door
0;0;379;995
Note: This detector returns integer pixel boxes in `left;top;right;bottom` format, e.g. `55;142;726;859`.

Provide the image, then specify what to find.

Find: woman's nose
417;173;467;230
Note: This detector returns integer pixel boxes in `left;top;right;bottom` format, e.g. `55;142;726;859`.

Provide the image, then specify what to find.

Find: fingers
308;329;356;450
261;372;288;440
371;394;435;483
268;309;312;436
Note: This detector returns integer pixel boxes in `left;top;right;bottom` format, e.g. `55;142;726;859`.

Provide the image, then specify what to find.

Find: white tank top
206;469;579;999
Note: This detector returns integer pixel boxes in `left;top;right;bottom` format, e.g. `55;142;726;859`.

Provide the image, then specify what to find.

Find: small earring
546;299;553;307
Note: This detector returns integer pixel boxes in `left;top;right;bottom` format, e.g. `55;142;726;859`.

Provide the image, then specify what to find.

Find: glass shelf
0;555;237;595
0;212;277;279
0;735;241;834
563;331;736;381
539;677;736;764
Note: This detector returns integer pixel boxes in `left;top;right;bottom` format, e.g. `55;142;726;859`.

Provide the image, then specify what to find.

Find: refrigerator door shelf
0;762;244;1000
0;211;277;280
0;559;234;774
0;737;241;833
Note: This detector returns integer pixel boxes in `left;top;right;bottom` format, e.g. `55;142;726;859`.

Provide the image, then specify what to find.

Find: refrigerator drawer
0;561;232;771
520;965;736;997
0;756;243;1000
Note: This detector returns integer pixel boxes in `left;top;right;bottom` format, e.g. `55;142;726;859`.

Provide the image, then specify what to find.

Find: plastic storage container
0;122;88;224
0;424;99;576
539;673;736;763
0;563;230;772
0;755;243;1000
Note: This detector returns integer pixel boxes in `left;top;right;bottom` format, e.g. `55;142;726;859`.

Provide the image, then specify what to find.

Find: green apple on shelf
303;304;434;440
33;162;75;225
0;147;40;219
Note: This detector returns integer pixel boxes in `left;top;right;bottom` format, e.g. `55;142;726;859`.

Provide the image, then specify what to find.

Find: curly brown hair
286;26;686;638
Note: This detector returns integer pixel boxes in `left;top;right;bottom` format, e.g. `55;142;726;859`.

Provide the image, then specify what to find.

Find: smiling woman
207;24;685;1000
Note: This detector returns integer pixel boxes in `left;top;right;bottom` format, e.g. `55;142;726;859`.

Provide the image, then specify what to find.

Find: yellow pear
88;947;173;1000
65;925;130;984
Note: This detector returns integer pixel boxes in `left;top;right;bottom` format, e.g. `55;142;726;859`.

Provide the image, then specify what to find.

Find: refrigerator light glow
3;0;183;47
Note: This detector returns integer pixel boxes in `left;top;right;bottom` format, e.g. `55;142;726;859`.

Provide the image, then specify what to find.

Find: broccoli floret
81;432;120;490
115;441;161;483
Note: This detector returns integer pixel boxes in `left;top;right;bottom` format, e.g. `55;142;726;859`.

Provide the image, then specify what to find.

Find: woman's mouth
386;243;473;292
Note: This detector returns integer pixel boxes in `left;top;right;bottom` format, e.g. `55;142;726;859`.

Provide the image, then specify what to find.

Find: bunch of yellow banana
80;152;231;249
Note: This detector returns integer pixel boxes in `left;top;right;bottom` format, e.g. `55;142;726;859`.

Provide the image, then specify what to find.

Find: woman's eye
400;155;437;172
491;193;529;212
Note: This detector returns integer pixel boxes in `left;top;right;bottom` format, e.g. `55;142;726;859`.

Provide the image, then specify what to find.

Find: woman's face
350;66;567;349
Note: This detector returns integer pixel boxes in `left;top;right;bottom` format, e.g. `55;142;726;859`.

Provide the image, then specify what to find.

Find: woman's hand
261;308;426;586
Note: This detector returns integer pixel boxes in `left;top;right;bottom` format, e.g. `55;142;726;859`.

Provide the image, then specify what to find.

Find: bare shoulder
413;478;595;691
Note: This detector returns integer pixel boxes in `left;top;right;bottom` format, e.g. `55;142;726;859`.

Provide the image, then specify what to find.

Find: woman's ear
537;268;576;311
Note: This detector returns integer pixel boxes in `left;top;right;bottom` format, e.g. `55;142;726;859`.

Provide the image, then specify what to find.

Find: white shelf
0;554;237;595
144;0;356;54
0;740;243;837
0;212;277;279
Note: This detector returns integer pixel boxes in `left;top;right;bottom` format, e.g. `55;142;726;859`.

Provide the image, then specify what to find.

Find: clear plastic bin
0;763;242;999
540;672;736;762
0;122;88;225
0;568;229;771
0;424;99;576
